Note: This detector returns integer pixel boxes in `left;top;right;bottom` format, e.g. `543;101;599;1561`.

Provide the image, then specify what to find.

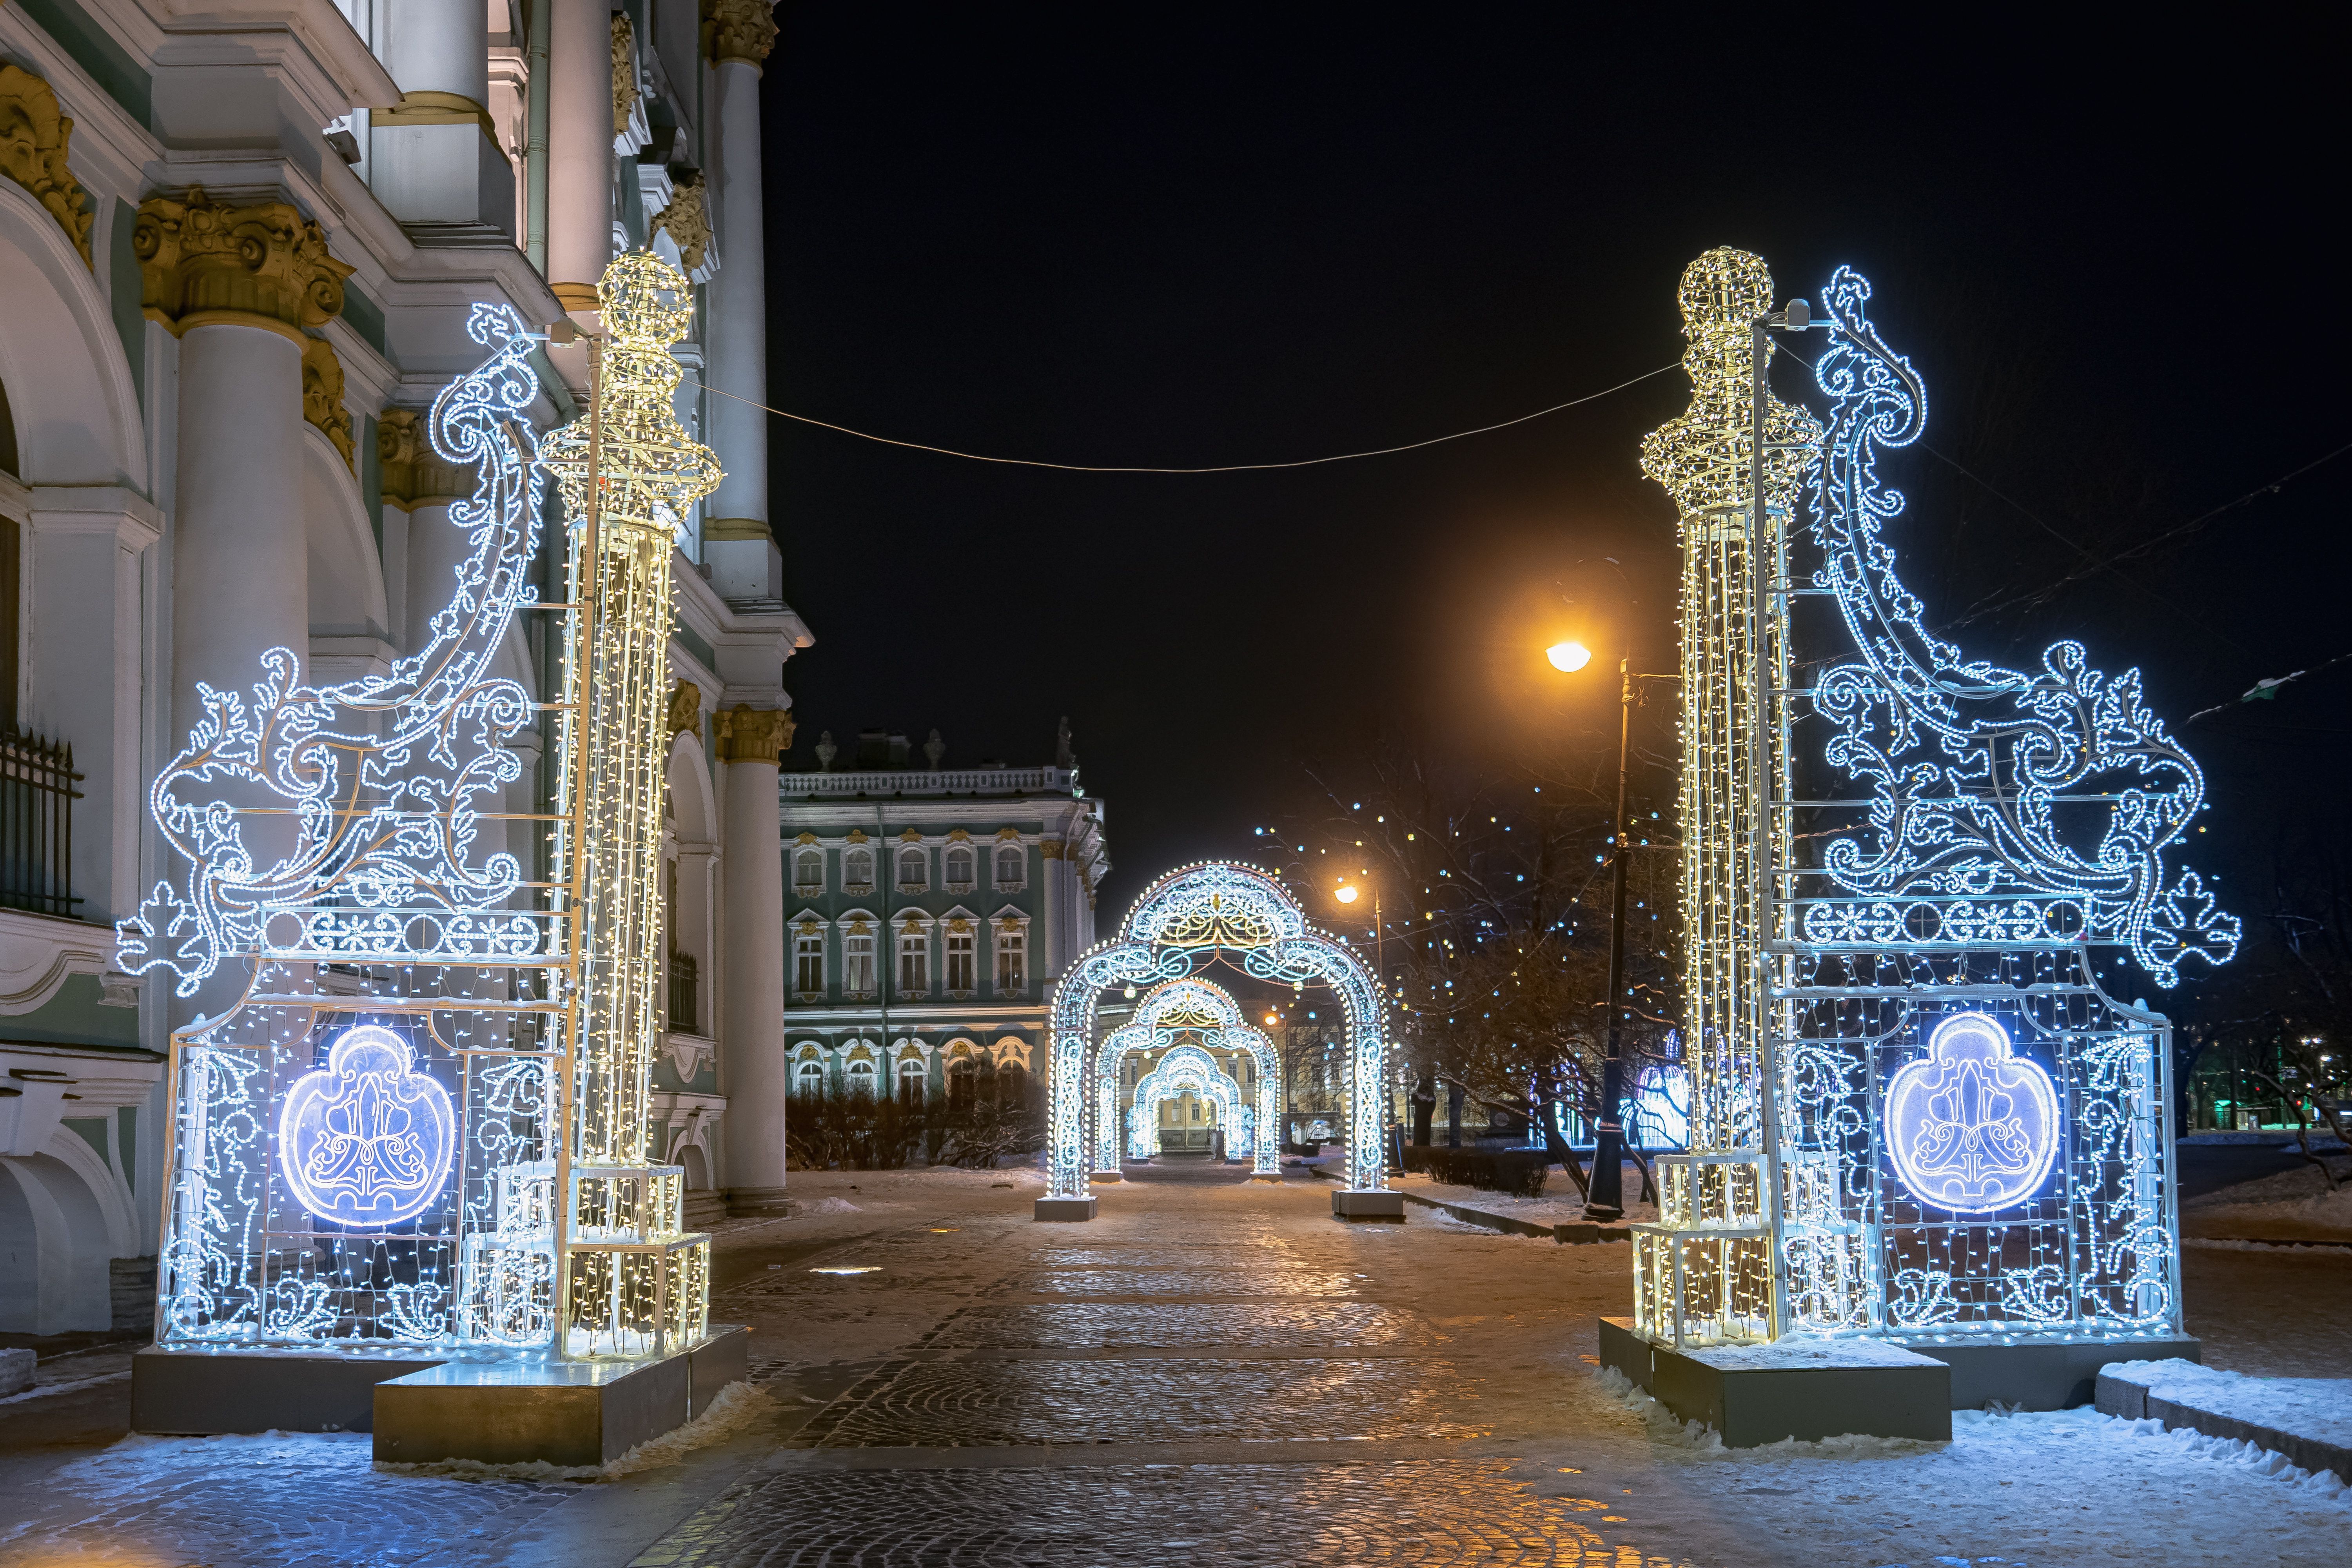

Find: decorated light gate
1094;977;1279;1175
122;254;724;1373
1628;250;2237;1356
1042;862;1391;1219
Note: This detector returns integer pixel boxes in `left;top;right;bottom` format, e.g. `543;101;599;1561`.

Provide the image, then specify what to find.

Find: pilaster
717;702;792;1211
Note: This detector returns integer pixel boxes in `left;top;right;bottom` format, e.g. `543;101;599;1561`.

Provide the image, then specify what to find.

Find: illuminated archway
1129;1044;1247;1158
1093;977;1278;1176
1044;861;1391;1218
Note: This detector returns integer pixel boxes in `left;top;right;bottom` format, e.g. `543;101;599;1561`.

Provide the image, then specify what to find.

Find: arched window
995;844;1023;888
794;849;824;893
897;1058;925;1106
794;1060;825;1096
944;845;974;888
843;846;874;890
897;847;927;889
845;1059;878;1097
997;1062;1027;1105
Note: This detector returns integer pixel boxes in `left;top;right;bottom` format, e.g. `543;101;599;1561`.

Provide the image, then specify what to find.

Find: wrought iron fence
0;729;78;917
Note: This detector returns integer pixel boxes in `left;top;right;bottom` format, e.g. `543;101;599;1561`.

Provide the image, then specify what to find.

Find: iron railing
0;730;78;917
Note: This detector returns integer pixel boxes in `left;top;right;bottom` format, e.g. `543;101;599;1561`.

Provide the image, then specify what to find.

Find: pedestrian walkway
0;1170;2345;1566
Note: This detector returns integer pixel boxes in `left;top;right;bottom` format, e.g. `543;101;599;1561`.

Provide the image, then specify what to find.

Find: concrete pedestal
1332;1189;1406;1221
1599;1316;1952;1447
1893;1333;2201;1412
1248;1172;1285;1183
1034;1196;1098;1221
1090;1170;1123;1183
374;1326;748;1466
132;1327;749;1461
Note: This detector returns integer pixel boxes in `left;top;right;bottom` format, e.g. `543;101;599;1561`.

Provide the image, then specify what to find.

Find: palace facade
779;729;1108;1112
0;0;802;1329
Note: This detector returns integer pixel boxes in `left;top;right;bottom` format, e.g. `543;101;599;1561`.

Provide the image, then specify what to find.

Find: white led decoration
1090;977;1279;1176
1627;249;2230;1355
1883;1013;2059;1215
1128;1044;1248;1158
1047;862;1389;1203
279;1025;457;1226
122;256;721;1363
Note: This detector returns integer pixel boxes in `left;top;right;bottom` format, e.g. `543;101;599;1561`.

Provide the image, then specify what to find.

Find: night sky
756;12;2348;1005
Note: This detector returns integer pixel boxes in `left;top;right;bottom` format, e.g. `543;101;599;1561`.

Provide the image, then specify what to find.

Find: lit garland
124;258;721;1363
1090;977;1279;1174
1127;1044;1249;1157
1629;250;2231;1353
1047;862;1389;1200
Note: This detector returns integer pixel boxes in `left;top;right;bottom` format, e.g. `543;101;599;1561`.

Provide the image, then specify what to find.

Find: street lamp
1548;630;1673;1221
1546;639;1593;673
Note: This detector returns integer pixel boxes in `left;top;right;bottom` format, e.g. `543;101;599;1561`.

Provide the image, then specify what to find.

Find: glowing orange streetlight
1546;639;1593;673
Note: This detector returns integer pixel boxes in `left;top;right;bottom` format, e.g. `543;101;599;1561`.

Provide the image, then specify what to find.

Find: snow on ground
2184;1154;2352;1244
1392;1166;1660;1227
2103;1357;2352;1459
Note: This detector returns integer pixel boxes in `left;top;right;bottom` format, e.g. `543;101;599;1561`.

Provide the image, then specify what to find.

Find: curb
2097;1364;2352;1482
1393;1189;1631;1243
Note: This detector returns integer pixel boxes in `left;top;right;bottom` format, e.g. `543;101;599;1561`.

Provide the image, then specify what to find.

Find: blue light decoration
1128;1044;1248;1159
1629;249;2232;1355
279;1025;457;1226
1092;977;1279;1176
1047;862;1389;1208
1882;1013;2059;1214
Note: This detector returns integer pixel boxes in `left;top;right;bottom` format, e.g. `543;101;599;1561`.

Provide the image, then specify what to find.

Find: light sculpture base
373;1324;748;1466
1034;1196;1098;1222
1091;1169;1124;1183
1892;1333;2202;1413
1331;1189;1405;1221
1599;1317;1951;1448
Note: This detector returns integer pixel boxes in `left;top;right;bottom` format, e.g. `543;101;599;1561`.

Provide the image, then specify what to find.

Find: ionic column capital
135;187;353;342
701;0;779;66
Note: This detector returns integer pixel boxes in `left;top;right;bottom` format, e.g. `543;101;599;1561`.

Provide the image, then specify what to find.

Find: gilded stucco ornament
376;408;473;509
716;703;793;760
301;336;354;468
701;0;779;65
652;173;713;277
666;680;702;738
611;13;642;135
0;63;94;267
136;187;352;340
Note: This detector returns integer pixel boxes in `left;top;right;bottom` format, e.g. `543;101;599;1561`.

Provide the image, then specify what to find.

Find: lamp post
1546;634;1670;1220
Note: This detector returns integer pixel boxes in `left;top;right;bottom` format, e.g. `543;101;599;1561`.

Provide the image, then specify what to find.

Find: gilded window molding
0;64;94;268
136;187;352;341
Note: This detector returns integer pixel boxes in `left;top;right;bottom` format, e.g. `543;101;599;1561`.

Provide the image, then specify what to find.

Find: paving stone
1024;1268;1357;1298
632;1459;1641;1567
916;1302;1439;1350
800;1356;1483;1446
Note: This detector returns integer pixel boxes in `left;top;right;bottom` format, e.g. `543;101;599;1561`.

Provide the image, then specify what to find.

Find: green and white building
775;730;1109;1112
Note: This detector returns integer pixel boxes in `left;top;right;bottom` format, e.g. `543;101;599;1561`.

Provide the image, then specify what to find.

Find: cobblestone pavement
4;1168;2348;1567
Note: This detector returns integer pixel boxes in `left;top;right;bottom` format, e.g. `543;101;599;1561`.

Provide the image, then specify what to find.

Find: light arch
1092;976;1279;1175
1045;861;1390;1215
1129;1044;1247;1159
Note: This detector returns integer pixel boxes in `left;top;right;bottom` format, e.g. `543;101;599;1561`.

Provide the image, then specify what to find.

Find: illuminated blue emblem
278;1025;456;1226
1884;1013;2059;1214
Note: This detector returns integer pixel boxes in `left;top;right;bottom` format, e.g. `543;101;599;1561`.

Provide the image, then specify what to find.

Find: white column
701;2;782;601
369;0;512;234
546;0;615;328
718;706;789;1210
173;324;308;737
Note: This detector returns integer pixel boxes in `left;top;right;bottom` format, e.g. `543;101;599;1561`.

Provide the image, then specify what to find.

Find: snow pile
2130;1417;2348;1499
796;1196;862;1214
1590;1364;1937;1458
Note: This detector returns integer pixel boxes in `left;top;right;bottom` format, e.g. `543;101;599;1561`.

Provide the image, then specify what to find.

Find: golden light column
1638;248;1817;1156
542;252;721;1168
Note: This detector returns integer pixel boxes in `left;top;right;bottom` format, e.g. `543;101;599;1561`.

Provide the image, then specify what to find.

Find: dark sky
757;11;2350;977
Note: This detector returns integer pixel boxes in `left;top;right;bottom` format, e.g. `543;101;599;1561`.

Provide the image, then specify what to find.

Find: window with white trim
898;929;928;993
994;844;1023;889
896;1058;925;1106
793;931;825;997
996;928;1025;995
945;845;974;889
945;929;975;992
794;1060;824;1095
896;846;927;889
794;849;824;893
844;933;876;996
846;1059;877;1097
843;846;874;890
